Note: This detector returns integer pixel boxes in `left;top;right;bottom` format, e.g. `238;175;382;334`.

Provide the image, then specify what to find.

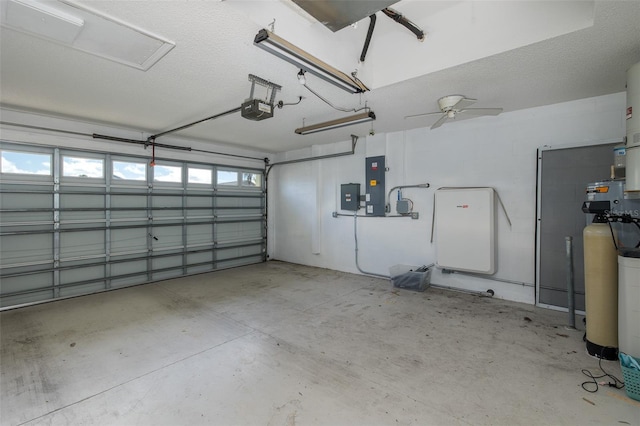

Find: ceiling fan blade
459;107;503;116
404;111;442;119
452;97;477;111
430;113;449;129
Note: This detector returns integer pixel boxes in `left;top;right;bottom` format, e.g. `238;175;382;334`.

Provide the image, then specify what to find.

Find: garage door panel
217;196;262;208
59;281;106;298
217;222;261;243
186;251;213;266
1;192;53;209
0;272;52;295
152;255;183;280
60;211;106;222
60;207;105;222
216;208;261;217
217;244;263;261
60;265;105;287
187;264;214;274
60;194;104;208
111;212;148;221
111;194;147;220
1;289;54;308
187;225;213;246
217;255;263;269
1;211;53;225
0;143;265;308
1;192;53;225
110;275;147;289
60;231;105;259
0;234;53;265
111;259;146;278
152;195;181;207
151;226;183;250
111;228;147;253
186;197;213;209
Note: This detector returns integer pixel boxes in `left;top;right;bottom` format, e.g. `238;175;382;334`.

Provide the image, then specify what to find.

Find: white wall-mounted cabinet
435;188;496;274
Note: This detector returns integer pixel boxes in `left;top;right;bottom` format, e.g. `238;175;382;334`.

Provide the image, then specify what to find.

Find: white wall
268;92;627;304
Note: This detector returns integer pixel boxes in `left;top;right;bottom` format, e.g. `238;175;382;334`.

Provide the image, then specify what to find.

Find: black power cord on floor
581;347;625;393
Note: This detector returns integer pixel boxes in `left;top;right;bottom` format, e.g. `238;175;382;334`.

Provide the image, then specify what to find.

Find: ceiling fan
405;95;503;129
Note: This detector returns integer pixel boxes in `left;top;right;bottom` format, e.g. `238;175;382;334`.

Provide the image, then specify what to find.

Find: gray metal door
536;142;620;309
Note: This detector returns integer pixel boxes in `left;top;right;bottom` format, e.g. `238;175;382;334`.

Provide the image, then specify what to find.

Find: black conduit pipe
360;14;377;62
0;120;265;162
92;134;190;150
382;8;425;41
92;133;265;161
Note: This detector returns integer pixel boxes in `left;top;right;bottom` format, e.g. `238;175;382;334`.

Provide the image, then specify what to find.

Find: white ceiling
1;0;639;153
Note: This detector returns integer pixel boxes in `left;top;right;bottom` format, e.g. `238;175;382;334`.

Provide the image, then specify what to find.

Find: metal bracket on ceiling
247;74;282;105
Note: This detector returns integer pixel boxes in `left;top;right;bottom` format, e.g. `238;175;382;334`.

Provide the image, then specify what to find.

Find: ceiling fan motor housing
438;95;466;112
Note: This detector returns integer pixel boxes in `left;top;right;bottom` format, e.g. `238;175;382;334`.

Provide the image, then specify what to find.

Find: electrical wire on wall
276;97;303;109
353;211;390;278
385;184;429;214
298;70;368;113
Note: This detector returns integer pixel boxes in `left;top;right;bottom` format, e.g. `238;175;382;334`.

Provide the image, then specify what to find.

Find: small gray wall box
341;183;361;211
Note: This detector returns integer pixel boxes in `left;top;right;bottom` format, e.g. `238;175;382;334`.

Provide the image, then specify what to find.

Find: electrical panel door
341;183;360;211
365;156;385;216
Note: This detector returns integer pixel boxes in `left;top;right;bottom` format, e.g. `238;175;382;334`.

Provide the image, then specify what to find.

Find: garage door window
1;150;51;175
242;172;261;188
217;170;238;186
113;160;146;181
153;164;182;183
188;167;212;185
62;156;104;178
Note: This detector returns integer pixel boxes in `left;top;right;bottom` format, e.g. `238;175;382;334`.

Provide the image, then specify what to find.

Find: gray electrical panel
365;156;386;216
341;183;361;211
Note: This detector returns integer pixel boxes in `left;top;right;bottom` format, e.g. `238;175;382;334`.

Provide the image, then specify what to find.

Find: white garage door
0;142;266;308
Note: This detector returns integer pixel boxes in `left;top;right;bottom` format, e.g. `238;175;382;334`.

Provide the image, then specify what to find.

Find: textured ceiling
1;0;639;153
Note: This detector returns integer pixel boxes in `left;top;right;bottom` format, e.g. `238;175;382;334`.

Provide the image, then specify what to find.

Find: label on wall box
628;106;633;120
258;102;272;113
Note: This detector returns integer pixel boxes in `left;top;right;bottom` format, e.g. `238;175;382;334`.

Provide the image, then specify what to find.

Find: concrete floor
1;261;638;426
